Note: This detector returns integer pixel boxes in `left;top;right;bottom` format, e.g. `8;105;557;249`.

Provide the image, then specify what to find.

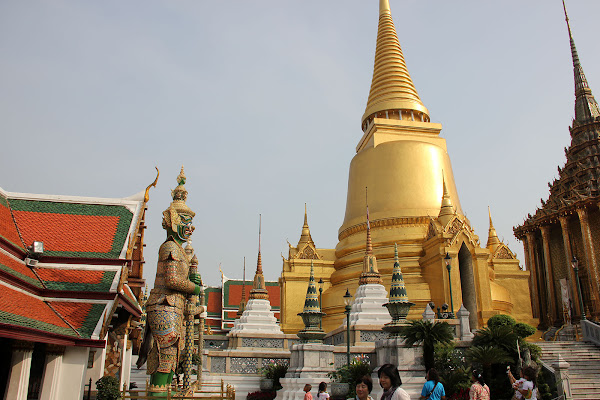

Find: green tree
399;320;454;371
96;376;120;400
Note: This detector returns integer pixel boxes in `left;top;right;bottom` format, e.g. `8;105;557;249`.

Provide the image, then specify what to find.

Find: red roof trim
0;323;105;348
118;293;142;318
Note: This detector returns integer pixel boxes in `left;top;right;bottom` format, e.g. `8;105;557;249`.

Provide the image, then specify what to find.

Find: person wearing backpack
419;368;446;400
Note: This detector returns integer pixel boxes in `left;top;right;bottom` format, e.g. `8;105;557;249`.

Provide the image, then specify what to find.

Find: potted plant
328;357;372;398
259;362;288;391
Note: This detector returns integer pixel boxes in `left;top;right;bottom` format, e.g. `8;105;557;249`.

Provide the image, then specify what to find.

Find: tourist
513;366;537;400
378;364;409;400
317;382;330;400
507;367;526;400
419;368;446;400
304;384;313;400
469;370;490;400
354;375;374;400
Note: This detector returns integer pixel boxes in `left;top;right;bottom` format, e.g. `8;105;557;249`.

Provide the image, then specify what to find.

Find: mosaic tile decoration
241;338;284;348
262;358;289;368
360;330;389;342
230;357;258;374
210;357;226;373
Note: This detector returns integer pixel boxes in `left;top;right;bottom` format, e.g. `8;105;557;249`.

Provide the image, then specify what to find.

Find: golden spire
297;203;315;248
360;187;382;285
250;215;269;300
362;0;429;127
486;206;500;249
438;175;454;225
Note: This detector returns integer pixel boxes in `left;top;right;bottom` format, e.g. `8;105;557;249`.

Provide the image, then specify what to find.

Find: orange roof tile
0;285;69;328
0;202;23;249
36;268;105;285
14;211;119;253
0;250;41;286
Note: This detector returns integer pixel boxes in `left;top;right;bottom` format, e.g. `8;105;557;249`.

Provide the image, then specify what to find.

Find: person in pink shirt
304;384;313;400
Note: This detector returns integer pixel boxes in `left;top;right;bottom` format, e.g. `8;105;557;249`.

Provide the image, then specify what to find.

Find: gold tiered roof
362;0;429;126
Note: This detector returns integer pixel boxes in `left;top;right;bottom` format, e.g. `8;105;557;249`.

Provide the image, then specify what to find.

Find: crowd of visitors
301;363;537;400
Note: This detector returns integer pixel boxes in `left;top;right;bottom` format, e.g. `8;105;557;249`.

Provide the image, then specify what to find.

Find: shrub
487;314;516;329
514;322;536;338
259;362;288;390
96;376;120;400
247;391;277;400
327;356;373;397
434;343;471;398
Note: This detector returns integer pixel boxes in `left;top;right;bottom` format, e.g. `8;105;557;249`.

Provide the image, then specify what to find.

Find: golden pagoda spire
297;203;315;247
562;0;600;123
250;215;269;300
360;187;382;285
362;0;429;128
438;175;454;225
486;206;501;249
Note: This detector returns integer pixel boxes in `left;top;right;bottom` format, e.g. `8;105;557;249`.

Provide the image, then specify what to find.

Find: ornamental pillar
559;215;581;319
576;207;600;316
540;225;558;324
4;341;34;400
524;232;541;318
39;345;65;400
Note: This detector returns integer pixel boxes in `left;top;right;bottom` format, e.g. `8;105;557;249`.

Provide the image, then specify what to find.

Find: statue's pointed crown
166;166;195;217
362;0;429;127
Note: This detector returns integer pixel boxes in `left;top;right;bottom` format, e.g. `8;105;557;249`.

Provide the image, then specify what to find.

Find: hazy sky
1;1;599;290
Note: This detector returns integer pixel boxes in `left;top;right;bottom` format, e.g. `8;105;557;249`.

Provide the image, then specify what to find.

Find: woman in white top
378;364;410;400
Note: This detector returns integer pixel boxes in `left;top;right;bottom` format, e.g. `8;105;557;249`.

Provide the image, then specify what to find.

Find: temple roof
0;185;145;346
362;0;429;126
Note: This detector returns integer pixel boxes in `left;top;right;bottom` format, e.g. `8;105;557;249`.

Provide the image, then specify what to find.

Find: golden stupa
280;0;536;333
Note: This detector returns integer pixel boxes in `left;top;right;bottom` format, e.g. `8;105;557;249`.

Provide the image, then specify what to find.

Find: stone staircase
536;341;600;399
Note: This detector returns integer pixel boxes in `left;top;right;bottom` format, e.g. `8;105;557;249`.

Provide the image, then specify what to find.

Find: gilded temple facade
514;4;600;328
281;0;535;334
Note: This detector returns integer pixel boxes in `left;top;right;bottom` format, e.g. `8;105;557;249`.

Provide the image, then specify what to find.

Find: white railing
581;320;600;346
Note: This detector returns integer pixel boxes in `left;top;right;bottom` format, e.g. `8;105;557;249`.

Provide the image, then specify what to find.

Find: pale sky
1;1;599;290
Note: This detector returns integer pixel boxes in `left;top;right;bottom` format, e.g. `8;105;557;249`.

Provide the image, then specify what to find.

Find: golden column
539;226;558;324
576;207;600;316
559;215;581;318
523;232;540;319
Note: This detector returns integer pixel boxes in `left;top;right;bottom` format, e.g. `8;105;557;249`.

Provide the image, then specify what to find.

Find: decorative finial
144;167;159;203
487;206;500;249
366;187;373;255
250;214;269;300
359;187;381;285
298;204;315;248
438;174;454;225
562;0;600;122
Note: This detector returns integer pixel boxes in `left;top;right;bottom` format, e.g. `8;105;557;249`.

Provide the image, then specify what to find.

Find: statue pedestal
278;343;334;400
371;338;425;399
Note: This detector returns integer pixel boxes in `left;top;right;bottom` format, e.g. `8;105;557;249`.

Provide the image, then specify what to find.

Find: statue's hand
189;273;202;286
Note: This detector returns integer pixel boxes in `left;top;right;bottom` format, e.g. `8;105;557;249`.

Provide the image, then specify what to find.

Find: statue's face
176;214;194;241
